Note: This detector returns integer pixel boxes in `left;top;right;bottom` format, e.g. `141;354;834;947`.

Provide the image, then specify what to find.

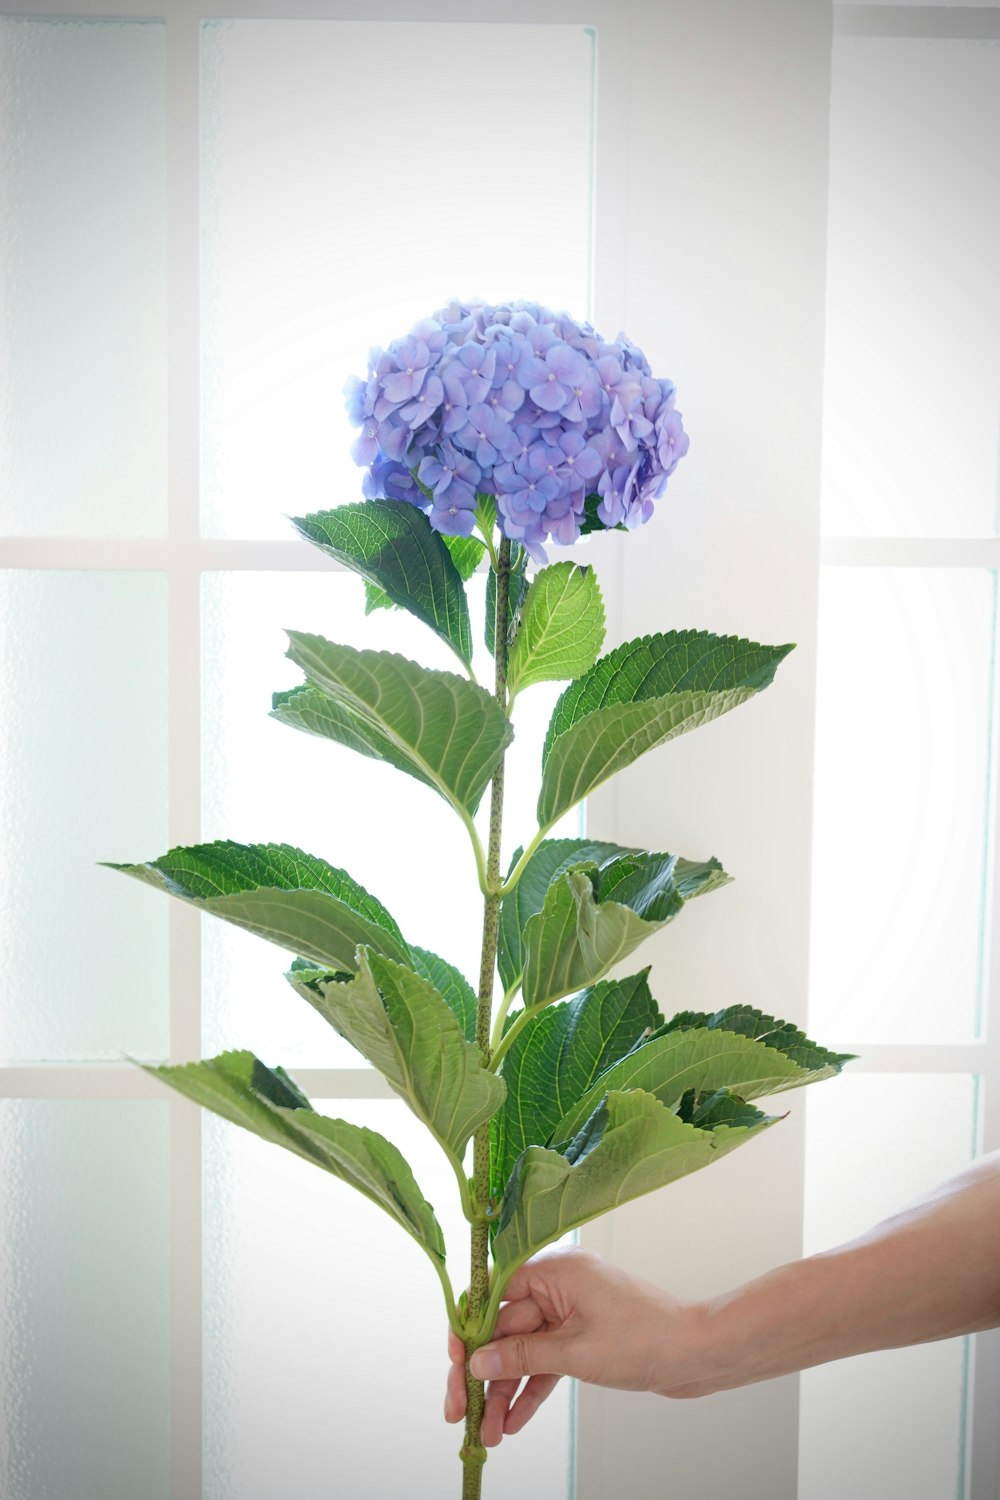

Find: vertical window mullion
165;11;204;1500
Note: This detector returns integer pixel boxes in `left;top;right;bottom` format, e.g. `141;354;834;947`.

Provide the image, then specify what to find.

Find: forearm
662;1152;1000;1399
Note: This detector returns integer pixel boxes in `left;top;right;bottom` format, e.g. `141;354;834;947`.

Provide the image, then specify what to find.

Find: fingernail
470;1347;502;1380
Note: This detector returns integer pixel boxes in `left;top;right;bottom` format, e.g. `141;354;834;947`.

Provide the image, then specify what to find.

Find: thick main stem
460;536;512;1500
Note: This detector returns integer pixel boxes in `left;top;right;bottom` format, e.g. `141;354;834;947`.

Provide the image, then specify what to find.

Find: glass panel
822;37;1000;536
204;1098;571;1499
201;570;572;1063
0;572;169;1061
0;19;167;537
798;1073;977;1500
200;20;594;537
808;568;994;1044
0;1100;170;1499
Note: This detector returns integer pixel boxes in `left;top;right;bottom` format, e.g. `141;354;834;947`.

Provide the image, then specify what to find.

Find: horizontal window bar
835;5;1000;42
829;1044;993;1073
0;1063;392;1100
822;537;1000;569
0;539;349;571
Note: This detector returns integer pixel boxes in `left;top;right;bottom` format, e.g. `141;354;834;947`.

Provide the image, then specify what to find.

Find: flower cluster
344;300;689;554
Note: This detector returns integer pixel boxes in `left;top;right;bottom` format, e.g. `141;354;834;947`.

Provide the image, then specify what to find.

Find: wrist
647;1295;727;1401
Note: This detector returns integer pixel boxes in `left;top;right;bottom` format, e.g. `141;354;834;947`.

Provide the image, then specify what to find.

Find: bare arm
446;1152;1000;1444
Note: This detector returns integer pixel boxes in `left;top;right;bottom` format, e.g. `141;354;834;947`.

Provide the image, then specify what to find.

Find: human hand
444;1247;698;1446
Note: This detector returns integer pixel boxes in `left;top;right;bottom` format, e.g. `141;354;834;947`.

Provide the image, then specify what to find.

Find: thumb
470;1330;568;1383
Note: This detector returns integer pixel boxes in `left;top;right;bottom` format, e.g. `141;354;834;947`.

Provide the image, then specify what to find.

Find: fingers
481;1377;521;1447
470;1328;564;1384
444;1356;467;1424
505;1373;561;1435
492;1292;546;1338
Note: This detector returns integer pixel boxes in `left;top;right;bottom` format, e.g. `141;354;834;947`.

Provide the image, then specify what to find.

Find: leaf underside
521;852;729;1010
498;838;642;995
148;1049;446;1265
286;948;505;1159
492;1087;776;1274
551;1016;849;1146
278;634;512;818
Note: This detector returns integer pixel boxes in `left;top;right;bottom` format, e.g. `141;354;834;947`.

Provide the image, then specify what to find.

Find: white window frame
5;1;998;1496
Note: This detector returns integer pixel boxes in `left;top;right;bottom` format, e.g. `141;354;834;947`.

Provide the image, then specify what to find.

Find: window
802;8;1000;1497
11;4;989;1498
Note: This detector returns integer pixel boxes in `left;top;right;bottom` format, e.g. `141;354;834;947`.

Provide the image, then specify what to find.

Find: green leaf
498;838;641;994
280;634;513;818
486;544;529;655
550;1021;848;1145
537;631;794;829
286;949;505;1159
271;682;436;787
522;852;729;1010
409;945;478;1044
579;491;625;536
658;1004;856;1073
148;1050;446;1265
507;563;606;700
364;580;395;615
292;501;473;668
490;971;661;1196
442;534;485;582
107;841;409;971
492;1087;775;1274
677;1087;771;1130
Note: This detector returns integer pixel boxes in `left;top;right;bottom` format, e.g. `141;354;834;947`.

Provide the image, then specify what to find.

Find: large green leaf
507;562;606;701
292;501;473;668
659;1003;855;1073
498;838;641;994
281;634;512;818
522;852;729;1010
286;949;504;1159
492;1087;775;1275
551;1020;848;1144
108;841;409;971
148;1050;445;1265
490;971;661;1196
537;631;794;828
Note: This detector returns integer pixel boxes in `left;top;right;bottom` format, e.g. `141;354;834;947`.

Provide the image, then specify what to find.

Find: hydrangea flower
344;299;689;555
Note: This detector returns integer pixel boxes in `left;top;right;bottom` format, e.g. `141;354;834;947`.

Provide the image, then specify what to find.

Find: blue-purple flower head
344;300;689;555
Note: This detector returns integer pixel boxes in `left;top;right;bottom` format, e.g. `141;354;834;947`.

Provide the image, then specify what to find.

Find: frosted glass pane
809;569;993;1043
822;38;1000;536
204;1098;570;1500
799;1074;976;1500
0;19;166;537
0;1100;169;1500
201;20;594;538
0;572;168;1060
201;570;572;1063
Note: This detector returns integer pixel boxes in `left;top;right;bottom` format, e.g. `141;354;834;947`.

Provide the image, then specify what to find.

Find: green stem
460;535;512;1500
488;997;537;1074
489;977;524;1053
498;822;549;898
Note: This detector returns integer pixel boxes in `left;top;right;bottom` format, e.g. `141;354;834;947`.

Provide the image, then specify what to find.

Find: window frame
6;2;997;1497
